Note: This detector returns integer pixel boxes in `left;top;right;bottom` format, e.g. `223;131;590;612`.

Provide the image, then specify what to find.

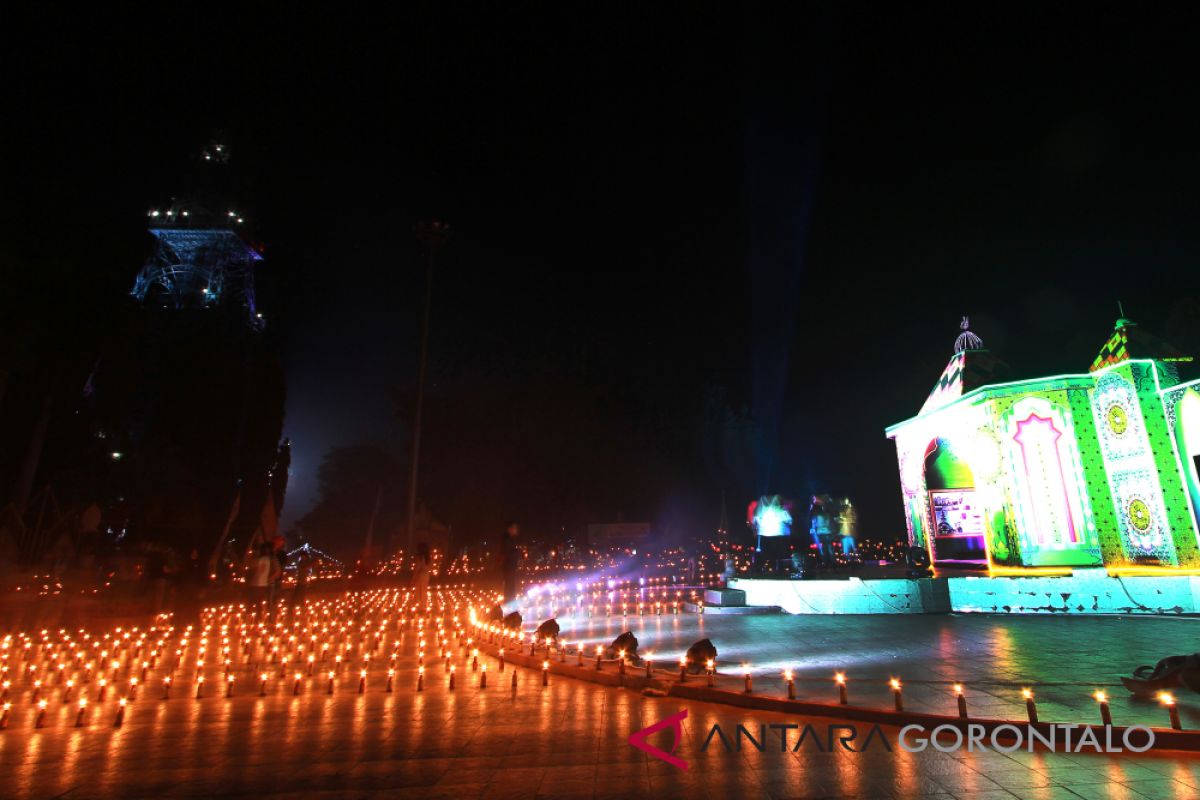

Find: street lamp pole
406;221;449;560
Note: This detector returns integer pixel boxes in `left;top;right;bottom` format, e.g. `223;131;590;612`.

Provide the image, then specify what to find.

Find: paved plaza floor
3;597;1200;799
533;609;1200;732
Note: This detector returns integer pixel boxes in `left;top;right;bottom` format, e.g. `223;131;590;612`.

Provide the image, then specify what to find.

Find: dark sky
6;5;1200;545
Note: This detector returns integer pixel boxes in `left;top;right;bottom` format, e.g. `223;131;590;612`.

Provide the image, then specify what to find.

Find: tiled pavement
521;609;1200;732
3;606;1200;799
1;654;1198;800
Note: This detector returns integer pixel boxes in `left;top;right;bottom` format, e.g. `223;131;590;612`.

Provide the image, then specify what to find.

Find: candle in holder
542;660;549;687
644;654;653;679
1159;692;1182;730
890;679;903;712
74;698;88;727
479;664;487;689
293;673;302;695
113;698;126;727
358;670;367;694
326;671;335;694
679;656;687;683
706;659;715;687
595;645;603;671
448;665;456;690
386;668;394;693
954;684;967;718
417;666;425;692
835;672;847;705
97;678;107;702
0;702;9;729
225;674;235;698
195;675;205;699
618;650;626;676
743;666;753;694
785;670;795;700
35;698;48;728
1022;689;1038;724
1095;690;1112;726
163;676;173;700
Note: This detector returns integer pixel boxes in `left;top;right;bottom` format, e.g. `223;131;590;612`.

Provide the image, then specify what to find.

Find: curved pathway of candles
491;588;1200;737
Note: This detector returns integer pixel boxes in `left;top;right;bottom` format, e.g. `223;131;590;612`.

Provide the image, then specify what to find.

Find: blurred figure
248;542;279;607
413;542;431;606
837;497;858;557
808;495;833;566
500;522;520;602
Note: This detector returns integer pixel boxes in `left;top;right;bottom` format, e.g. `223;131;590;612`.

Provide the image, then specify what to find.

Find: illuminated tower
130;139;264;328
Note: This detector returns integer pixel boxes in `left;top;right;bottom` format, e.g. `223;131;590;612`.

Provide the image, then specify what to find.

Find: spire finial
954;316;983;353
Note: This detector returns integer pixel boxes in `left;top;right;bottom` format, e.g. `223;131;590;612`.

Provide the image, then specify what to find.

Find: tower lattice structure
130;140;264;329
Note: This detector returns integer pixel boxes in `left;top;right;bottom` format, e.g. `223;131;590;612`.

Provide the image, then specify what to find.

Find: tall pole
406;221;449;559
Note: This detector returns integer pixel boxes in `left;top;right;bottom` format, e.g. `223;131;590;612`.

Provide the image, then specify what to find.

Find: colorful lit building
886;316;1200;574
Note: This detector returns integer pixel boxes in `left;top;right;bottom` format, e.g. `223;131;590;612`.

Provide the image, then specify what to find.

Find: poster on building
929;490;984;537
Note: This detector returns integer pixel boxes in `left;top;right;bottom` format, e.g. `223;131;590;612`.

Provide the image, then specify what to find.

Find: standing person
500;522;520;603
248;543;279;608
413;542;432;607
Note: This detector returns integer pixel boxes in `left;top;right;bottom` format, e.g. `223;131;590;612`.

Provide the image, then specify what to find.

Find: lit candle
785;670;795;700
479;664;487;689
225;674;235;698
448;665;456;691
35;698;48;728
595;645;603;671
835;672;847;705
113;697;126;727
542;660;549;687
954;684;967;718
679;656;687;683
1095;690;1112;726
890;678;903;712
1022;689;1038;724
417;665;425;692
706;659;715;687
1159;692;1182;730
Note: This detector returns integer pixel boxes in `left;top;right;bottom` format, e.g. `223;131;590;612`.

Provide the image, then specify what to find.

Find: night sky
6;6;1200;548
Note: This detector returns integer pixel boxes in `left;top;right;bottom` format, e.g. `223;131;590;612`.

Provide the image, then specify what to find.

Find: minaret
954;316;983;353
130;138;264;329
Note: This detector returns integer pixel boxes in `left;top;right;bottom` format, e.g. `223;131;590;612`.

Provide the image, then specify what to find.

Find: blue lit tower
130;139;264;328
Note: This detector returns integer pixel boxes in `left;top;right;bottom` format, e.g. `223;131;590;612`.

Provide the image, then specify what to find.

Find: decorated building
886;316;1200;575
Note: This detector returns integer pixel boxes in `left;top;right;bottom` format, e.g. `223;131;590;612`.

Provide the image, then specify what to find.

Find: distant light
256;313;263;319
149;210;159;217
110;452;123;461
236;217;244;224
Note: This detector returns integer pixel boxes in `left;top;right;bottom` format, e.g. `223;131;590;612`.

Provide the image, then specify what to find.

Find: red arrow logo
628;708;688;770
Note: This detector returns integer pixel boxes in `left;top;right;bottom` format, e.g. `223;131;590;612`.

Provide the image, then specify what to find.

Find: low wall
730;570;1200;615
947;569;1200;615
728;576;950;614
